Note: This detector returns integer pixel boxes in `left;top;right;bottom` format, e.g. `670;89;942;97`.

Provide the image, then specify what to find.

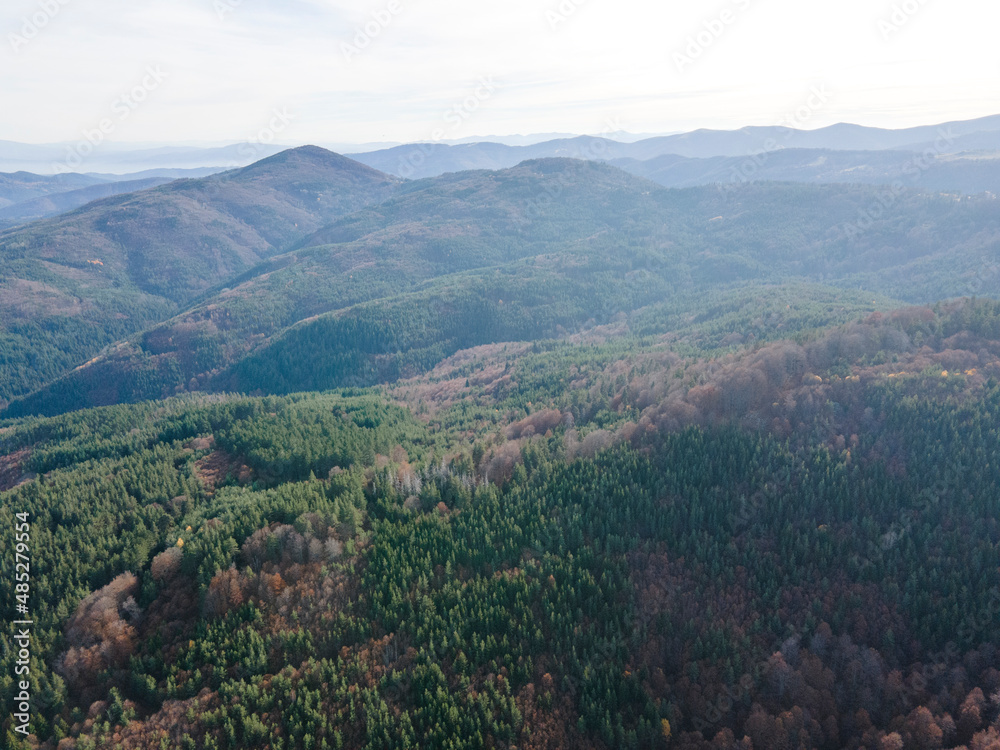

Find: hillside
0;177;174;230
0;147;401;406
7;158;999;418
0;171;107;207
611;149;1000;194
346;114;1000;180
3;299;1000;749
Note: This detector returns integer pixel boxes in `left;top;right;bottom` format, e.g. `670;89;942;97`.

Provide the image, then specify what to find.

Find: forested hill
2;141;1000;749
609;148;1000;195
7;158;999;419
3;299;1000;748
0;176;174;231
345;113;1000;178
0;147;401;407
0;172;108;208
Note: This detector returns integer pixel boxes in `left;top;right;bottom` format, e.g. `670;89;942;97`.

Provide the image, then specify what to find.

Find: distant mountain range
3;114;1000;415
6;138;1000;233
609;149;1000;194
5;147;999;418
6;113;1000;175
344;114;1000;177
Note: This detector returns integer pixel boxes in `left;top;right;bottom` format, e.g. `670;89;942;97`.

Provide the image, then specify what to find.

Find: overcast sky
2;0;998;146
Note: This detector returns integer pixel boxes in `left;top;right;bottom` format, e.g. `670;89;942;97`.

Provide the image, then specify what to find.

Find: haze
2;0;999;146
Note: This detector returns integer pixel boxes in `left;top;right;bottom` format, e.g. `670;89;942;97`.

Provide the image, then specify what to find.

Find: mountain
6;114;999;178
0;166;231;228
8;157;999;419
346;136;626;179
611;148;1000;194
346;114;1000;179
0;176;174;229
0;147;401;406
900;130;1000;153
4;295;1000;749
2;159;666;415
90;166;229;181
0;171;108;207
6;138;1000;750
620;114;1000;159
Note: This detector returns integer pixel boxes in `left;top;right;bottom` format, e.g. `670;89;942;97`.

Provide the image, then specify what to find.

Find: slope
0;176;174;230
611;148;1000;194
4;301;1000;749
0;147;402;406
346;114;1000;179
0;170;107;207
7;159;1000;418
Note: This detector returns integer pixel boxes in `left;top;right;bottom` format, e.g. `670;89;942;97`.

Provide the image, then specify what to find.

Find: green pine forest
4;296;1000;749
1;149;1000;749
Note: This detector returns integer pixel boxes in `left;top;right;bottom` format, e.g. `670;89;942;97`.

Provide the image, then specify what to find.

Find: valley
2;122;1000;749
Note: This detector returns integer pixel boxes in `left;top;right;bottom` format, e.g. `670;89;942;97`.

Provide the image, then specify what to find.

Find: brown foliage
959;688;987;744
193;450;253;492
482;440;523;483
970;727;1000;750
150;547;183;581
901;706;945;750
506;409;565;440
203;567;249;619
58;573;140;694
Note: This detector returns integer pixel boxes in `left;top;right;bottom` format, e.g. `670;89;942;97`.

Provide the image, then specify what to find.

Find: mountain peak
225;145;398;183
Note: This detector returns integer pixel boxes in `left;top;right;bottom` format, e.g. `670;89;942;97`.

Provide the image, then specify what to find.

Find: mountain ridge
6;156;1000;419
0;146;402;406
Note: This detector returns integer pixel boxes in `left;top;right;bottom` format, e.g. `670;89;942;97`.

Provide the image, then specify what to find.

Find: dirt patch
0;449;35;492
0;278;85;318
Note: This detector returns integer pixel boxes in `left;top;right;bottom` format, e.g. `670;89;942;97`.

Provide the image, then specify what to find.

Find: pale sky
2;0;998;146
